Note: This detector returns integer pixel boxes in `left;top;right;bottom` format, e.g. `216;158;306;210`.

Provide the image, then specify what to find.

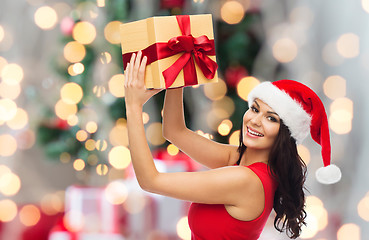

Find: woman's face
242;98;280;152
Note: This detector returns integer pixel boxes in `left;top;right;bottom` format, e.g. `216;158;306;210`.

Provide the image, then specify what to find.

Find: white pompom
315;164;342;184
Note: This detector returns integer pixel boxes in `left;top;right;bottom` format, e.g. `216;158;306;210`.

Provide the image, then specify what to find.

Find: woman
124;51;341;239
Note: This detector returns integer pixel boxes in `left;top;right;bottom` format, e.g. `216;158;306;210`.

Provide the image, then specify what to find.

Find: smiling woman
124;52;341;239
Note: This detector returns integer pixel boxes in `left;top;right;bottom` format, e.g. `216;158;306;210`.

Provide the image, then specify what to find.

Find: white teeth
248;128;264;137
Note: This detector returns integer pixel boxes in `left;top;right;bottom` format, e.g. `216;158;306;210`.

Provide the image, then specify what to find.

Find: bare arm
124;52;258;206
162;88;238;169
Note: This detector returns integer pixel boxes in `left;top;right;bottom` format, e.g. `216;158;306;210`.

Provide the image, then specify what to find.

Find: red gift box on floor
120;14;218;89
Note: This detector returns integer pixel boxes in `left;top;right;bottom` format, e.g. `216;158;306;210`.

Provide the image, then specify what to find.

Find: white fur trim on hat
315;164;342;184
248;82;312;144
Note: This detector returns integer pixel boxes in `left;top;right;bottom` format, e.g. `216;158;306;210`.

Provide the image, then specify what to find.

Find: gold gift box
120;14;218;89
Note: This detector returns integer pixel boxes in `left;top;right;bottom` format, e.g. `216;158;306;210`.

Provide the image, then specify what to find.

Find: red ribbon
122;15;218;88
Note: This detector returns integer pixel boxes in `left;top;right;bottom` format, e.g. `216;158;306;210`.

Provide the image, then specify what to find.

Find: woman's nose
250;114;262;126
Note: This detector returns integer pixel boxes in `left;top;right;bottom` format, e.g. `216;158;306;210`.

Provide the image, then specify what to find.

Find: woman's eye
251;106;259;112
267;116;278;122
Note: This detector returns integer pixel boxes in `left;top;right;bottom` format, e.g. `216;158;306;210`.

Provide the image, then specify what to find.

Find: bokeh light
96;163;109;175
34;6;58;30
73;21;96;44
86;121;98;133
336;33;359;58
100;52;112;64
177;216;191;240
109;146;131;169
218;119;233;136
0;25;4;43
95;139;108;151
146;122;166;146
76;130;88;142
229;130;240;145
323;75;346;100
73;159;85;171
109;119;129;147
85;139;96;151
237;76;260;101
0;98;17;121
104;21;122;44
93;85;106;97
329;97;353;134
0;172;21;196
19;205;41;227
220;1;245;25
104;180;128;205
60;82;83;104
1;63;24;85
123;191;147;214
55;99;78;120
64;41;86;63
16;129;36;150
0;199;17;222
167;144;179;156
272;38;298;63
357;195;369;221
0;82;21;99
0;134;17;157
108;74;125;97
60;152;71;163
40;192;64;215
362;0;369;13
322;41;344;66
203;78;227;101
337;223;360;240
73;63;85;75
297;144;310;165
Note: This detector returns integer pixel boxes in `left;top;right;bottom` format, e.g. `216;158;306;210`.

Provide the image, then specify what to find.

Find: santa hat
248;79;341;184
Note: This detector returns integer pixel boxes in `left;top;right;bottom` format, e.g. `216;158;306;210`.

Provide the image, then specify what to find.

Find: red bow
122;15;217;88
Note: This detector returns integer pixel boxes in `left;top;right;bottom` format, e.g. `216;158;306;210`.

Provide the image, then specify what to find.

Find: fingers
137;56;147;84
133;51;142;82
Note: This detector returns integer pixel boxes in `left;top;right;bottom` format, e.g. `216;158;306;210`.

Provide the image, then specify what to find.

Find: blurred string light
85;121;98;133
73;159;85;171
272;38;298;63
109;118;129;147
109;146;131;169
60;82;83;104
92;85;106;98
104;21;122;44
60;152;71;163
96;163;108;175
97;0;105;7
100;52;112;64
0;25;4;42
228;130;240;145
329;97;353;134
64;41;86;63
104;180;128;205
95;139;107;151
300;196;328;239
85;139;96;151
322;75;353;135
336;33;360;58
221;0;246;25
87;154;99;165
54;99;77;120
297;144;311;165
72;21;96;45
19;205;41;227
203;78;227;101
322;41;344;66
237;76;260;101
167;144;179;156
123;190;147;214
0;98;17;121
337;223;361;240
0;134;17;157
1;63;24;85
218;119;233;136
363;0;369;13
146;122;166;146
34;6;58;30
40;192;64;215
0;199;17;222
357;192;369;221
0;81;21;100
177;216;191;240
108;74;125;98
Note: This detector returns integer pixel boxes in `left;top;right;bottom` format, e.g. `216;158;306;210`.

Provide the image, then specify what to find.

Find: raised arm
162;87;238;169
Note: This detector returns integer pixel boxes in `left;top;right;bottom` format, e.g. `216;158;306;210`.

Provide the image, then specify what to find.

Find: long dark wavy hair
237;120;307;239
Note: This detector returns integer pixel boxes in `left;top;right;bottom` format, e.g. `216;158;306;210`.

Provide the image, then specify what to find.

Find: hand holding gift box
120;14;218;89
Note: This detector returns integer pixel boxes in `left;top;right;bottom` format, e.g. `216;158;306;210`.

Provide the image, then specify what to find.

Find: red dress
188;162;278;240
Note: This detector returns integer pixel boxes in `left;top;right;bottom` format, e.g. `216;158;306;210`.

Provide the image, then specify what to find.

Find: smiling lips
247;127;264;137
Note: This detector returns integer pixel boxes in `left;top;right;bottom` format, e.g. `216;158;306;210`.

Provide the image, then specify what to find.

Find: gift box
120;14;218;89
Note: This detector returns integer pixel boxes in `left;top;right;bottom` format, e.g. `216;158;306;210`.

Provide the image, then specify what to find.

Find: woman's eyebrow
254;100;279;117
